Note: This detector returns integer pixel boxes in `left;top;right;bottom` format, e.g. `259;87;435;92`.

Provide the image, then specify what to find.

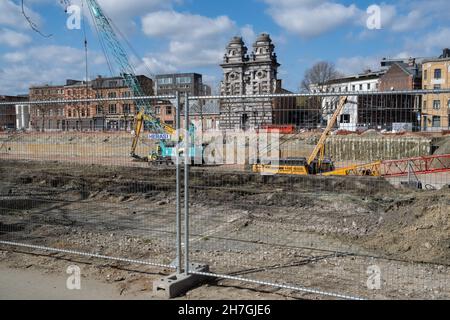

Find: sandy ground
0;264;147;300
0;251;292;301
0;159;449;300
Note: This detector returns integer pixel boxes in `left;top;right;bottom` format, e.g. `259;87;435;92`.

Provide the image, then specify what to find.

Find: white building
314;70;385;131
15;104;31;130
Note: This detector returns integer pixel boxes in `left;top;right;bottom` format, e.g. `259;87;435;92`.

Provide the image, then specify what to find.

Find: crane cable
85;0;114;77
108;18;155;80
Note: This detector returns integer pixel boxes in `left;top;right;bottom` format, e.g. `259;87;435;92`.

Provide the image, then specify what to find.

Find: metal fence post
175;91;182;274
184;92;190;275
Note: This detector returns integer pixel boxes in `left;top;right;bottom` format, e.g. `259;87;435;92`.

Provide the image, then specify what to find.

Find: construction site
1;112;450;299
1;0;450;301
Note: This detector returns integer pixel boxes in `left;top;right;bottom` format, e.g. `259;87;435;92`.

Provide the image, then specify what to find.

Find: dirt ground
0;159;449;300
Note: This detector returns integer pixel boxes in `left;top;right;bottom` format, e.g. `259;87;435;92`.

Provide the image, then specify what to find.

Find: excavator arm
130;110;177;159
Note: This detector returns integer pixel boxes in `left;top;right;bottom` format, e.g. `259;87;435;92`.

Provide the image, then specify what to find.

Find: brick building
29;84;66;131
64;80;96;131
421;49;450;131
153;100;175;127
181;99;221;131
379;59;422;91
29;75;153;131
90;75;153;131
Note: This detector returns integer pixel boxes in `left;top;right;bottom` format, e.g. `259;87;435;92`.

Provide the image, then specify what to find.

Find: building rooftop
187;99;220;115
423;56;450;63
156;73;202;78
229;36;244;45
255;33;271;42
325;70;386;85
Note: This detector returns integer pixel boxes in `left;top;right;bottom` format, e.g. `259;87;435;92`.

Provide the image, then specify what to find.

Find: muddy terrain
0;159;449;300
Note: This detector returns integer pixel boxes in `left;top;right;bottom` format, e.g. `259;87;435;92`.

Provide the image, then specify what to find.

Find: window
434;84;441;90
433;100;441;110
434;69;442;79
424;70;428;80
108;92;117;98
176;77;192;84
340;114;350;124
109;104;117;114
68;109;72;117
96;106;103;115
157;78;173;85
166;106;172;115
432;116;441;128
423;100;427;111
155;107;161;115
447;99;450;109
81;109;86;117
123;104;131;114
122;91;131;98
367;83;371;90
359;84;363;90
352;85;356;91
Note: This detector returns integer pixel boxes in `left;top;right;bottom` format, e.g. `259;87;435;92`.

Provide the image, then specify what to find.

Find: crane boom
83;0;175;157
307;96;348;165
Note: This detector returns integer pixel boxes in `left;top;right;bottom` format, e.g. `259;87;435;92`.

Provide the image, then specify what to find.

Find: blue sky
1;0;450;95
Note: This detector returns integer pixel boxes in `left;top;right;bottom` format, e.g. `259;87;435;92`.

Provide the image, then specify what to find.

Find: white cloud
0;28;32;47
263;0;450;37
336;56;381;75
141;10;244;71
0;0;42;30
142;11;234;40
135;56;177;75
404;28;450;57
390;9;425;32
0;45;105;94
240;24;256;45
263;0;360;37
69;0;179;35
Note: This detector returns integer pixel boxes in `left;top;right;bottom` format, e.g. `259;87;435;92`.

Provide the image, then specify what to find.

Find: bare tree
300;62;343;127
300;61;342;93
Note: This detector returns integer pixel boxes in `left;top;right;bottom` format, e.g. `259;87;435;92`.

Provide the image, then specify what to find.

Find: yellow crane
253;96;381;177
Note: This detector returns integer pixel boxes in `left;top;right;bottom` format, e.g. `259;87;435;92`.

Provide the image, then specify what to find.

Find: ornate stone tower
246;33;280;95
220;37;248;95
220;33;281;130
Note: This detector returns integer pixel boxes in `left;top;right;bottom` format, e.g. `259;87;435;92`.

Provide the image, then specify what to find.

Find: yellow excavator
131;110;204;164
253;96;381;177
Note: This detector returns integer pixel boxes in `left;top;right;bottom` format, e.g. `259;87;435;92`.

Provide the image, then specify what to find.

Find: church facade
219;34;283;130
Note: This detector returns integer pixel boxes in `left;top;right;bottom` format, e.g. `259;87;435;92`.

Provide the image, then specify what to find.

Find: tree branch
21;0;53;38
